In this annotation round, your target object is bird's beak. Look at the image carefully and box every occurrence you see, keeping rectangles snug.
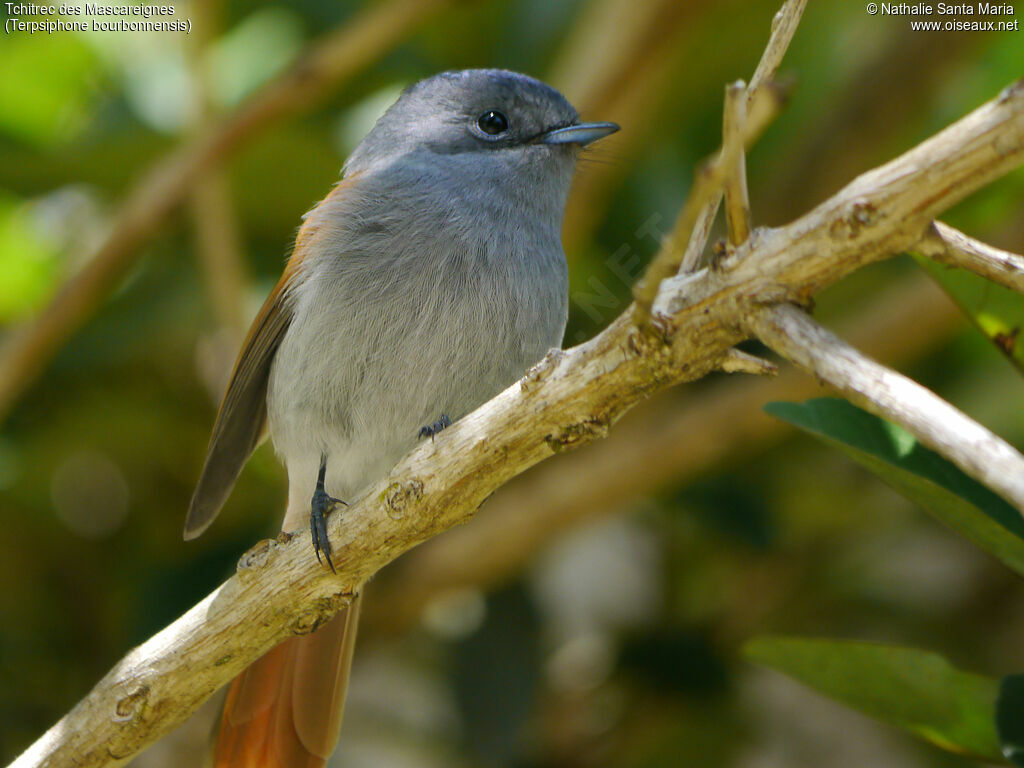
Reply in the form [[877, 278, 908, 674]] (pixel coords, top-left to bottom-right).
[[538, 121, 619, 146]]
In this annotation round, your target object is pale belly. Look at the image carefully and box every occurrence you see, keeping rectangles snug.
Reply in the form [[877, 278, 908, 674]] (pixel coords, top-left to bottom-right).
[[266, 262, 564, 529]]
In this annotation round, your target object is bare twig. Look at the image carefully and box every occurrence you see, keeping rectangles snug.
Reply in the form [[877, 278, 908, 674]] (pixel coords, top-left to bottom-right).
[[632, 84, 783, 323], [677, 191, 721, 273], [748, 0, 808, 96], [722, 81, 752, 246], [718, 347, 776, 375], [0, 0, 458, 427], [916, 220, 1024, 293], [676, 0, 807, 273], [749, 303, 1024, 510], [11, 77, 1024, 768]]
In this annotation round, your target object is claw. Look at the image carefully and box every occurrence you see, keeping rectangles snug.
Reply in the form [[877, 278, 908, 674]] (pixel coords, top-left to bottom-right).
[[311, 455, 346, 573], [417, 413, 452, 443]]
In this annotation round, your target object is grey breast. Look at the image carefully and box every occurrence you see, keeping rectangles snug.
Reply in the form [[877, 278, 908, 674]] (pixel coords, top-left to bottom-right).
[[266, 151, 569, 473]]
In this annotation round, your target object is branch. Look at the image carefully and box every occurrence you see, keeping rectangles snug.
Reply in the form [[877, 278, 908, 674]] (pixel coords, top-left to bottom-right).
[[0, 0, 459, 427], [722, 81, 752, 246], [632, 83, 784, 322], [916, 220, 1024, 293], [717, 347, 775, 375], [749, 303, 1024, 510], [12, 76, 1024, 768], [656, 80, 1024, 318], [677, 187, 721, 274], [676, 0, 806, 274], [748, 0, 807, 95], [362, 273, 962, 640]]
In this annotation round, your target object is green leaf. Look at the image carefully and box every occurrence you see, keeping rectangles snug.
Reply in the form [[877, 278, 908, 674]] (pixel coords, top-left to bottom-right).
[[998, 674, 1024, 766], [913, 253, 1024, 374], [765, 398, 1024, 576], [744, 636, 1002, 761]]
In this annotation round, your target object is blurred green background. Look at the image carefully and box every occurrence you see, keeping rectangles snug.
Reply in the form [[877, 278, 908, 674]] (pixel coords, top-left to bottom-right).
[[1, 0, 1023, 766]]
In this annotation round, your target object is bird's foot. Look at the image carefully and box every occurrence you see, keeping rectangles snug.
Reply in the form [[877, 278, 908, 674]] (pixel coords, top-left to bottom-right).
[[311, 455, 346, 573], [417, 414, 452, 443]]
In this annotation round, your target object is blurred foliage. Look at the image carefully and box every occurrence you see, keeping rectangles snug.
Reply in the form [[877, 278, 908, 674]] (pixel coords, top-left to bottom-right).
[[766, 399, 1024, 576], [744, 637, 1002, 761], [0, 194, 60, 321], [1, 1, 1023, 767], [999, 674, 1024, 766]]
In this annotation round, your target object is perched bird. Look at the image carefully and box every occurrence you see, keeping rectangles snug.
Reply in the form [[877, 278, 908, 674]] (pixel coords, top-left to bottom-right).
[[184, 68, 618, 767]]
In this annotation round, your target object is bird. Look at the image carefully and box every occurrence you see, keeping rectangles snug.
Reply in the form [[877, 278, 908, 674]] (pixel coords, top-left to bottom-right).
[[183, 68, 619, 768]]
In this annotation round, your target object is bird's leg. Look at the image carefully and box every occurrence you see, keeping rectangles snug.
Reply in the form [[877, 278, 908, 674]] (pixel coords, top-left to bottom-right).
[[311, 454, 346, 573], [417, 413, 452, 442]]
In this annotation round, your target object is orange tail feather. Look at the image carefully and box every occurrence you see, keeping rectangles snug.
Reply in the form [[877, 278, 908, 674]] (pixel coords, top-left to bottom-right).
[[213, 596, 362, 768]]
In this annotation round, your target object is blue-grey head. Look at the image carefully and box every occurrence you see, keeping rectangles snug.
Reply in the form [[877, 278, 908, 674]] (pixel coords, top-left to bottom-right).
[[343, 69, 618, 194]]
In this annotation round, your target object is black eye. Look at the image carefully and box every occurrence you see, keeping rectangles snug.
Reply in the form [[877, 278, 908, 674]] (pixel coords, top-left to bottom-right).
[[477, 110, 509, 136]]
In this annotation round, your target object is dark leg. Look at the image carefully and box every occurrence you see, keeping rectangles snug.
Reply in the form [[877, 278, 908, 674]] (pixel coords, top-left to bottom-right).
[[417, 413, 452, 442], [311, 454, 346, 573]]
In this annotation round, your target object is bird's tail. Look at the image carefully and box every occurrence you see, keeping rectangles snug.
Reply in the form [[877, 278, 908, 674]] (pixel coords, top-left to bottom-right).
[[212, 594, 362, 768]]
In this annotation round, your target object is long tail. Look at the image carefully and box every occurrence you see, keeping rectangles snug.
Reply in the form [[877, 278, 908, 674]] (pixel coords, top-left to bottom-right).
[[212, 594, 362, 768]]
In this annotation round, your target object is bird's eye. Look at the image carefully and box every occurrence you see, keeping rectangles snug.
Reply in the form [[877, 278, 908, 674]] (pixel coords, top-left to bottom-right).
[[477, 110, 509, 136]]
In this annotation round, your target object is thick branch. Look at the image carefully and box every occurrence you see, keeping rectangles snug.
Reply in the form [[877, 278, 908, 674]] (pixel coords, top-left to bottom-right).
[[363, 273, 961, 639], [749, 303, 1024, 510], [11, 77, 1024, 768], [916, 220, 1024, 293], [657, 80, 1024, 320]]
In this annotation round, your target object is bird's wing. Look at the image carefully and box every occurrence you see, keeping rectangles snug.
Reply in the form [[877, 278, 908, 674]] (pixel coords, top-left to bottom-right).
[[184, 174, 363, 540], [183, 264, 296, 540]]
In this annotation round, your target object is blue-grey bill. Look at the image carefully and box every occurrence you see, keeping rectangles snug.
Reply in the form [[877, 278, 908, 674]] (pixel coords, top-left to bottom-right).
[[539, 121, 620, 146]]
